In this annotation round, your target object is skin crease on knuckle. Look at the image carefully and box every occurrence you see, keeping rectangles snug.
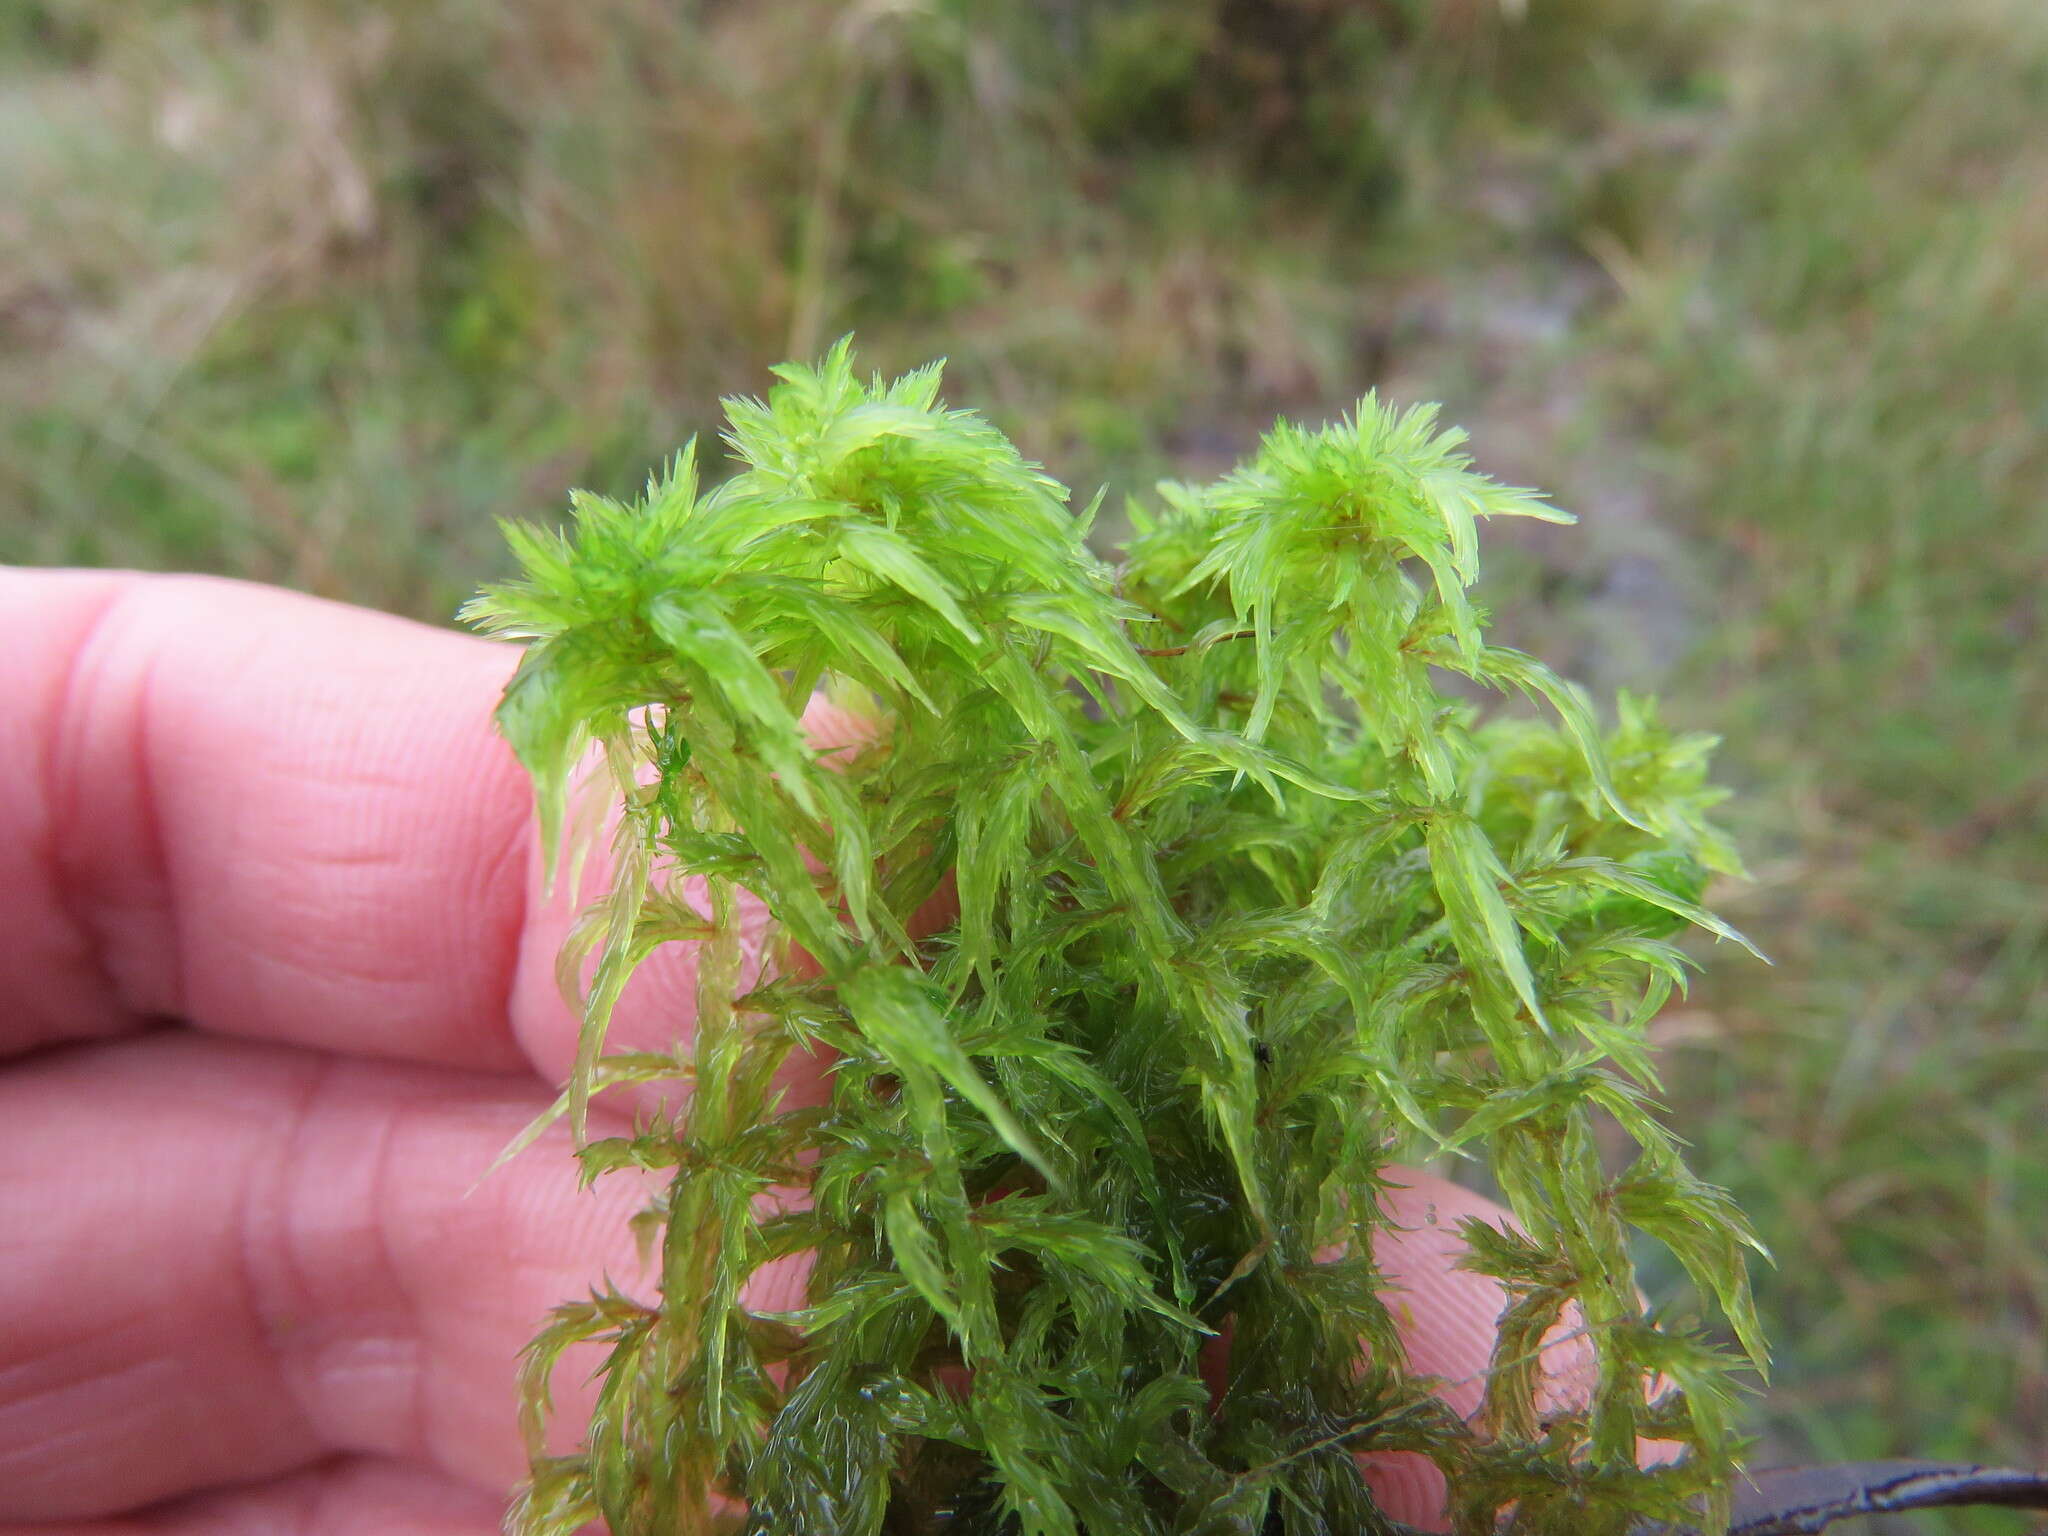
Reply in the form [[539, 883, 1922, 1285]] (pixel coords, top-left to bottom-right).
[[0, 569, 1648, 1534], [0, 1032, 667, 1523]]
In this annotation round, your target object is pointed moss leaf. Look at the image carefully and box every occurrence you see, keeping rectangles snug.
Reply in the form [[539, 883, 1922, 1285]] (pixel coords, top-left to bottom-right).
[[1461, 644, 1648, 831], [506, 1456, 600, 1536], [975, 1199, 1204, 1333], [645, 590, 821, 816], [840, 965, 1055, 1189], [971, 1374, 1090, 1536], [1554, 858, 1766, 960], [1425, 464, 1574, 530], [996, 590, 1188, 723], [955, 749, 1047, 987], [834, 521, 980, 642], [516, 1291, 654, 1455], [1398, 533, 1483, 664], [1614, 1155, 1773, 1372], [883, 1188, 966, 1340], [474, 1052, 692, 1190], [756, 579, 935, 712], [815, 401, 946, 465], [1481, 1279, 1573, 1441], [1427, 812, 1551, 1040], [493, 638, 593, 891], [565, 807, 654, 1142]]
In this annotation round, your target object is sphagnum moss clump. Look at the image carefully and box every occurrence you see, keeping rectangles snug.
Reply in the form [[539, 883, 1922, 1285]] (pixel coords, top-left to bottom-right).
[[464, 344, 1765, 1536]]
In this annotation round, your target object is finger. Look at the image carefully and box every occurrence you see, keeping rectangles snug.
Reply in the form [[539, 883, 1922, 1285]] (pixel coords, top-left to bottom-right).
[[2, 568, 534, 1066], [0, 568, 867, 1100], [0, 1456, 508, 1536], [0, 1030, 704, 1521], [1361, 1170, 1681, 1530]]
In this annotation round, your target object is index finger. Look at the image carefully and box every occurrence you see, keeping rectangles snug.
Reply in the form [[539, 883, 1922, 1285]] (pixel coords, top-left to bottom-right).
[[3, 567, 540, 1070]]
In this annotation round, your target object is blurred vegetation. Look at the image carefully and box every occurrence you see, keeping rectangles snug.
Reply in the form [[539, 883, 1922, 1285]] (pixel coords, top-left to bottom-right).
[[2, 1, 2042, 1529]]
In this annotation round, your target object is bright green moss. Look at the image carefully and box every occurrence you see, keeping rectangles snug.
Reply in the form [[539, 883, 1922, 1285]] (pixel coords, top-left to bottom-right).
[[464, 343, 1764, 1536]]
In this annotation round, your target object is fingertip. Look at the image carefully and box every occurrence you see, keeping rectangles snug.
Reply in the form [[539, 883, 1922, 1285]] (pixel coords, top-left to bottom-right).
[[1373, 1171, 1523, 1420], [1, 568, 540, 1069]]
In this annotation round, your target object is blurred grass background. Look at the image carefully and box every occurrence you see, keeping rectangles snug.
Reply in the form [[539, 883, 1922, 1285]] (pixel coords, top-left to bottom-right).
[[3, 1, 2043, 1527]]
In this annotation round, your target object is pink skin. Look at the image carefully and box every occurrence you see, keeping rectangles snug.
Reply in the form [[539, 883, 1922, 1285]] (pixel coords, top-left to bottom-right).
[[0, 569, 1646, 1535]]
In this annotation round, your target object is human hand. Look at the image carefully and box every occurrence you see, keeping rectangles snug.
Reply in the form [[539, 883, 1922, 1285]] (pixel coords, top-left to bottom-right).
[[0, 568, 1603, 1534]]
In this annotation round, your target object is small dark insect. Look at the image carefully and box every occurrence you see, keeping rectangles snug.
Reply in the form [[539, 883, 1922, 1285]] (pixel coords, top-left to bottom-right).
[[1252, 1038, 1273, 1067]]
